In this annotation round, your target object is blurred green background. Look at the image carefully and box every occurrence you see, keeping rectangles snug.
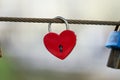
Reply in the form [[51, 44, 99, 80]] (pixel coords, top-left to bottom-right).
[[0, 0, 120, 80]]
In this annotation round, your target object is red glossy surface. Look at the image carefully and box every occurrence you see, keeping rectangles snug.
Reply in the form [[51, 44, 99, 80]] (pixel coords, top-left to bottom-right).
[[44, 30, 76, 60]]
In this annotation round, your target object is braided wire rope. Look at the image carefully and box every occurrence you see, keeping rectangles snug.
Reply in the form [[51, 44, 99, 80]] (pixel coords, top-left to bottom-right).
[[0, 17, 119, 25]]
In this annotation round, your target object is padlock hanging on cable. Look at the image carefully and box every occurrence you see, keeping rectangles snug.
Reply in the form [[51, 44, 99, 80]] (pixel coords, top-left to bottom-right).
[[105, 25, 120, 69], [43, 16, 76, 60]]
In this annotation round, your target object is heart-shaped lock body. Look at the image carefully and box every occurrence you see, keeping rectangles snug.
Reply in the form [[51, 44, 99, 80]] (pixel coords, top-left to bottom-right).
[[44, 30, 76, 60], [105, 31, 120, 48]]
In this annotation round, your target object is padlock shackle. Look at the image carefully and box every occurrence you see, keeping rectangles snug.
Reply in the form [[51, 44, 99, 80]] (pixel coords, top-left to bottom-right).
[[114, 25, 120, 31], [48, 16, 69, 32]]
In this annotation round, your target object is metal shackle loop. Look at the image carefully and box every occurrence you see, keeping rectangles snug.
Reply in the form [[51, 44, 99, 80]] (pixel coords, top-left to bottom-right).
[[48, 16, 69, 32], [114, 25, 120, 31]]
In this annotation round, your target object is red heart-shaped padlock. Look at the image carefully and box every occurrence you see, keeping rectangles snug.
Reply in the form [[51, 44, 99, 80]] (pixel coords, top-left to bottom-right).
[[44, 30, 76, 60]]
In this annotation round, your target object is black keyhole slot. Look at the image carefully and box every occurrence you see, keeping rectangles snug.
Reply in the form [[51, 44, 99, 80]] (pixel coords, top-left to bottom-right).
[[59, 44, 63, 53]]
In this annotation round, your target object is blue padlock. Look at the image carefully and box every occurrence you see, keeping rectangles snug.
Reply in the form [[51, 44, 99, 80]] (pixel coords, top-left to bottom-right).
[[105, 31, 120, 48]]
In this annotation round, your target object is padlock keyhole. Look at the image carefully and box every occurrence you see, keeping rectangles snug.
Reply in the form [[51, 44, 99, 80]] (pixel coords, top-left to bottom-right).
[[59, 44, 63, 53]]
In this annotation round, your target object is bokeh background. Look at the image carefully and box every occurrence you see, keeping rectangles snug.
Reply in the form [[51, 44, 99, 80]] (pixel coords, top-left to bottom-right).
[[0, 0, 120, 80]]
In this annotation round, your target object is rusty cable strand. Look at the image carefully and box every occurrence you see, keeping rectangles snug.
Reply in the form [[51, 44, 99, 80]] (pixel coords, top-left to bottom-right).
[[0, 17, 119, 25]]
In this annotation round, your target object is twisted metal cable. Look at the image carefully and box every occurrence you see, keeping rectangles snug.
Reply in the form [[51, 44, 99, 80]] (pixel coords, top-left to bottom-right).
[[0, 17, 119, 25]]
